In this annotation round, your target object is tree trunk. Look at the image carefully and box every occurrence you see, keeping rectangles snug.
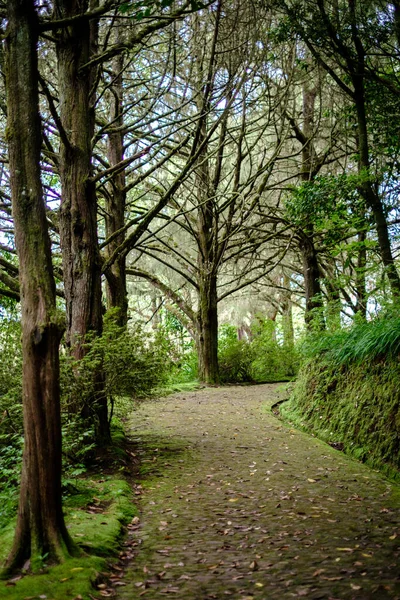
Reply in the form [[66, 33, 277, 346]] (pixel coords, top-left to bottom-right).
[[4, 0, 76, 573], [355, 229, 367, 319], [300, 234, 325, 330], [104, 44, 128, 327], [55, 0, 110, 442], [353, 75, 400, 297], [196, 114, 219, 383], [281, 275, 294, 346], [197, 272, 219, 384], [299, 75, 325, 330]]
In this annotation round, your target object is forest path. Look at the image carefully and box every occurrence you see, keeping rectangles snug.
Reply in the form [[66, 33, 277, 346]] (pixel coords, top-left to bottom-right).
[[112, 384, 400, 600]]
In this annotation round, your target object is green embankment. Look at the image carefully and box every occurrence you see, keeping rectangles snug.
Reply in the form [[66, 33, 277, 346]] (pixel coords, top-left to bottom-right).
[[280, 334, 400, 481], [0, 475, 136, 599]]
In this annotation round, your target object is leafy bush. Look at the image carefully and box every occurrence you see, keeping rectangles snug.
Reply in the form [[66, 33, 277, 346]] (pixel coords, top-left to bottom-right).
[[217, 320, 299, 384], [250, 318, 298, 381], [218, 325, 254, 383], [61, 314, 171, 403], [168, 348, 198, 383]]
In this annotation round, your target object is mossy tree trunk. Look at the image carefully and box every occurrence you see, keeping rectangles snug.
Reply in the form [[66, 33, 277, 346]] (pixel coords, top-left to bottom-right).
[[299, 78, 325, 330], [355, 229, 367, 318], [4, 0, 76, 573], [104, 49, 128, 327], [197, 270, 219, 384], [55, 0, 110, 442]]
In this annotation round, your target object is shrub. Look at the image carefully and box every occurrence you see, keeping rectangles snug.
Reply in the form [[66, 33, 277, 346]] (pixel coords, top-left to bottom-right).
[[218, 324, 254, 383], [250, 318, 299, 381]]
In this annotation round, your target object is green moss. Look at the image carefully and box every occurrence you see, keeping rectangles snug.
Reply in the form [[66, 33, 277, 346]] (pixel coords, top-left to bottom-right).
[[0, 556, 105, 600], [0, 476, 136, 599], [280, 356, 400, 482], [67, 478, 136, 556], [157, 380, 205, 395]]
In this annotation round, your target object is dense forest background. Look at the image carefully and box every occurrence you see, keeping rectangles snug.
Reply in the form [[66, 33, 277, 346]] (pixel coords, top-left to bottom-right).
[[1, 0, 400, 578]]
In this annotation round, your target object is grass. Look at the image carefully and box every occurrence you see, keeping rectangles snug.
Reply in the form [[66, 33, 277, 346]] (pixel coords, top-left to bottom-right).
[[0, 477, 136, 599], [156, 380, 205, 395], [301, 314, 400, 366], [0, 416, 138, 600], [279, 317, 400, 482]]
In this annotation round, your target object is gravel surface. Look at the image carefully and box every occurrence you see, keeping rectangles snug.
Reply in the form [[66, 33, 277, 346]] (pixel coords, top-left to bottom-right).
[[111, 384, 400, 600]]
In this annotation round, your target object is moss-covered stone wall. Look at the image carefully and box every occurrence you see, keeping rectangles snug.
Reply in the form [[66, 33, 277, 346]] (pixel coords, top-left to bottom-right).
[[280, 357, 400, 481]]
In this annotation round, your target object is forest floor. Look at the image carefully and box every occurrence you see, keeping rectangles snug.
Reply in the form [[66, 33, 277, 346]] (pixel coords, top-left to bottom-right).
[[106, 383, 400, 600]]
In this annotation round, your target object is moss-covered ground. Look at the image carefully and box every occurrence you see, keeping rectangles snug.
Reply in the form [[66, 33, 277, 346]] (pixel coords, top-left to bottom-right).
[[105, 384, 400, 599], [280, 358, 400, 481], [0, 472, 136, 599]]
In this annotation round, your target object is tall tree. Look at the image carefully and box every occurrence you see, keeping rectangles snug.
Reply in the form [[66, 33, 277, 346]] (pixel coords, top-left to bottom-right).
[[54, 0, 110, 441], [128, 1, 292, 381], [3, 0, 75, 573], [277, 0, 400, 297]]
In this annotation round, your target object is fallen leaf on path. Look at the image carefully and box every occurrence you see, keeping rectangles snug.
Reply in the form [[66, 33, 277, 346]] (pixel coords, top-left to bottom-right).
[[312, 569, 325, 576]]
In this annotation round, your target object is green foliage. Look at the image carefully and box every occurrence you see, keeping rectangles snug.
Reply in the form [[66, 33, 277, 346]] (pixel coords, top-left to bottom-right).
[[286, 173, 361, 240], [169, 348, 198, 383], [282, 315, 400, 479], [218, 325, 254, 383], [158, 309, 198, 383], [287, 173, 357, 222], [249, 318, 299, 381], [301, 313, 400, 367], [217, 320, 299, 384], [62, 313, 171, 406]]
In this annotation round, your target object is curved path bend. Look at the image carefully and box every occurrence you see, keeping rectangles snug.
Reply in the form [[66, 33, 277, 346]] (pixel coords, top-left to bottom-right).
[[113, 384, 400, 600]]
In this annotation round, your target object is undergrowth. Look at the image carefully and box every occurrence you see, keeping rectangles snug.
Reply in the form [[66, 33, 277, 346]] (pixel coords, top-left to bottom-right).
[[301, 313, 400, 366], [218, 321, 298, 384], [280, 315, 400, 481], [0, 433, 137, 599]]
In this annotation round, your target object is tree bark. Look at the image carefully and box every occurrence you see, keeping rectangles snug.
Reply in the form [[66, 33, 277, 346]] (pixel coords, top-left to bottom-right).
[[355, 229, 367, 318], [353, 77, 400, 297], [281, 274, 294, 346], [4, 0, 76, 573], [196, 112, 220, 383], [104, 49, 128, 327], [299, 78, 325, 330], [55, 0, 110, 442], [299, 233, 325, 329], [197, 271, 219, 384]]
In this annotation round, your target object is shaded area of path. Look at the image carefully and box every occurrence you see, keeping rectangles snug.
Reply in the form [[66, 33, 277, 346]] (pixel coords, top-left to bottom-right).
[[114, 384, 400, 600]]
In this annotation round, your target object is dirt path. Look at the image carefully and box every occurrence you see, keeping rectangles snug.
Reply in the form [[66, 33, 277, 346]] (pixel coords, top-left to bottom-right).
[[113, 384, 400, 600]]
